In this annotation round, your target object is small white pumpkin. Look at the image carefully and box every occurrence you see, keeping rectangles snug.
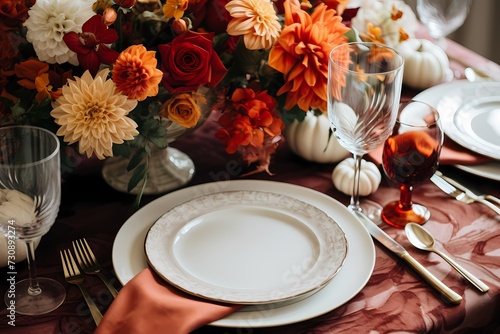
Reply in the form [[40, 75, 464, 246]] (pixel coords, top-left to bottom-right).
[[0, 189, 41, 267], [397, 38, 449, 90], [285, 111, 350, 163], [332, 158, 381, 196]]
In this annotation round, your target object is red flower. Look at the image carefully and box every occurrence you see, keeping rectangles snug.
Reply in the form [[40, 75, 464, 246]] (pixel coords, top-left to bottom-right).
[[63, 15, 120, 76], [0, 0, 34, 32], [158, 30, 227, 93]]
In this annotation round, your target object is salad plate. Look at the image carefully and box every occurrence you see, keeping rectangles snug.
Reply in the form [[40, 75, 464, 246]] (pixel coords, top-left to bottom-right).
[[145, 190, 348, 304]]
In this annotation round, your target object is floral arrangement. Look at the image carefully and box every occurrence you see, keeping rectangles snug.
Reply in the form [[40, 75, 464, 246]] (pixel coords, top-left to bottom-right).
[[0, 0, 417, 203]]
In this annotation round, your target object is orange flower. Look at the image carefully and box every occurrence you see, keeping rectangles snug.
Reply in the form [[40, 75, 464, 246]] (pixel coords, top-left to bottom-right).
[[268, 0, 349, 112], [163, 0, 189, 19], [360, 22, 385, 44], [112, 45, 163, 101], [160, 92, 204, 128]]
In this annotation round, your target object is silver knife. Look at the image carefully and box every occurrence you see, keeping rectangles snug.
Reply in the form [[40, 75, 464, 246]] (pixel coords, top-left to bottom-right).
[[351, 210, 463, 305], [434, 171, 500, 216]]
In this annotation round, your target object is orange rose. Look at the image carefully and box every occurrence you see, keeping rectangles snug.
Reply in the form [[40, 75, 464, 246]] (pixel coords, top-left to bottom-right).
[[160, 93, 205, 128]]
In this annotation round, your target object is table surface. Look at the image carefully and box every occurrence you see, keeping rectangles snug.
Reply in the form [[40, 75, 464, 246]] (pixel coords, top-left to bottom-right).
[[1, 39, 500, 334]]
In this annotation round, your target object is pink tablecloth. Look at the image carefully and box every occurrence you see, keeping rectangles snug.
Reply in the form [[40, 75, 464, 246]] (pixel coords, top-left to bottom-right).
[[1, 40, 499, 333]]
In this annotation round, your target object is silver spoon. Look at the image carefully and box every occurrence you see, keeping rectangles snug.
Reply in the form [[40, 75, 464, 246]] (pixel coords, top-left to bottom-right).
[[405, 223, 489, 293]]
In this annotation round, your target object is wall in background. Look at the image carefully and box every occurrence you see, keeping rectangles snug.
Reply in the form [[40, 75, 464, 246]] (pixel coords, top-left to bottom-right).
[[449, 0, 500, 64], [405, 0, 500, 64]]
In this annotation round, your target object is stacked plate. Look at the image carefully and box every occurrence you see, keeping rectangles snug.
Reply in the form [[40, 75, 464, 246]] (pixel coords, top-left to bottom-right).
[[112, 180, 376, 327], [414, 80, 500, 181]]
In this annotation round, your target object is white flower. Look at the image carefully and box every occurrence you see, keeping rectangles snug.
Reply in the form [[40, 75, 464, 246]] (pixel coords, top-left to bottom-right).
[[23, 0, 95, 65], [351, 0, 418, 47]]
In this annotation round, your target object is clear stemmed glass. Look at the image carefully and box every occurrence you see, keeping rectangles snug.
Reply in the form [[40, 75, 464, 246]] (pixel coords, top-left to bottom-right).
[[0, 125, 65, 315], [328, 42, 404, 214], [416, 0, 472, 51], [381, 101, 444, 228]]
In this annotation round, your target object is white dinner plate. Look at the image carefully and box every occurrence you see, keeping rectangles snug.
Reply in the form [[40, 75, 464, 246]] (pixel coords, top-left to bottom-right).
[[113, 180, 375, 328], [145, 190, 348, 304], [413, 80, 500, 181]]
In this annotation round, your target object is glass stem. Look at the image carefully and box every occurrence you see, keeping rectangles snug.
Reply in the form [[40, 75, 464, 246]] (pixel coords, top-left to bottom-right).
[[25, 239, 41, 296], [349, 154, 363, 212], [399, 184, 414, 211]]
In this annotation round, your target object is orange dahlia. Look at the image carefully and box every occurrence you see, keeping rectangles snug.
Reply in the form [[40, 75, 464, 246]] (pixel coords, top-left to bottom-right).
[[112, 45, 163, 101], [268, 0, 350, 112]]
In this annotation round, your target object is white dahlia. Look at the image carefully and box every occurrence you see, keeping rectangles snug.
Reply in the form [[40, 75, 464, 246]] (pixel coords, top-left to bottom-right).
[[51, 69, 139, 159], [23, 0, 95, 65]]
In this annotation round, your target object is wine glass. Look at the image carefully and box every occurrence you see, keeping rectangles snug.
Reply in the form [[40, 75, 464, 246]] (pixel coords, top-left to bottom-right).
[[328, 42, 404, 214], [0, 125, 65, 315], [381, 101, 444, 229], [416, 0, 472, 51]]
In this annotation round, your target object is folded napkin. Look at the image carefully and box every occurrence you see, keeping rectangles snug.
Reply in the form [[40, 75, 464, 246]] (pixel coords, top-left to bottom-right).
[[95, 268, 242, 334], [368, 137, 492, 166]]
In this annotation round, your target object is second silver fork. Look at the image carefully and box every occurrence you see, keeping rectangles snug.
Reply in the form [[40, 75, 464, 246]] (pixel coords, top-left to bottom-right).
[[73, 238, 119, 298], [431, 173, 500, 215]]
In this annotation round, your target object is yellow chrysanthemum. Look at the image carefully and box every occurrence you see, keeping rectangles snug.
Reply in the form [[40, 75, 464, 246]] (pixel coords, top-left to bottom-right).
[[51, 69, 139, 160], [225, 0, 281, 50]]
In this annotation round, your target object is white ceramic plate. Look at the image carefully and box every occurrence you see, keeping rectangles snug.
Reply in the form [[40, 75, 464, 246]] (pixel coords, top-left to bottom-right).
[[113, 180, 375, 328], [145, 190, 348, 304], [413, 80, 500, 181]]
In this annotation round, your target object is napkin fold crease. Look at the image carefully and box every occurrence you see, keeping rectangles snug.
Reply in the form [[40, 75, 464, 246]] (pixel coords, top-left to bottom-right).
[[95, 268, 242, 334]]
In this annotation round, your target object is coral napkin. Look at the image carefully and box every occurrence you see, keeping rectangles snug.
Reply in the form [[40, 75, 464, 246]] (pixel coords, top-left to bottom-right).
[[368, 137, 492, 166], [95, 268, 242, 334]]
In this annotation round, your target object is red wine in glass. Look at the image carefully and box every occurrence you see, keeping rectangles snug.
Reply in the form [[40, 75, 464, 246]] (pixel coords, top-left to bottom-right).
[[381, 101, 443, 228]]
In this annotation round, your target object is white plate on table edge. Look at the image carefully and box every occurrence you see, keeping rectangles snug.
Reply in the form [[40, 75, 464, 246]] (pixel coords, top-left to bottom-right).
[[145, 190, 348, 305], [113, 180, 375, 328], [413, 80, 500, 181]]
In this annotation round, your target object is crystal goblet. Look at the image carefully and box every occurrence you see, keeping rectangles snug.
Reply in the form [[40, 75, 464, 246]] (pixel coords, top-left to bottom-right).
[[0, 125, 65, 315], [328, 42, 404, 214], [381, 101, 444, 228]]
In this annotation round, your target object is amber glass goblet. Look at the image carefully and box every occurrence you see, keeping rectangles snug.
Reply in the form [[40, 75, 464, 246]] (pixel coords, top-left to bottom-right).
[[381, 101, 444, 228]]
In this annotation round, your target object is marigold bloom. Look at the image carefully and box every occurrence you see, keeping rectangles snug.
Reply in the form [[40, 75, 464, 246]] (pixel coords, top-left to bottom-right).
[[51, 69, 139, 159], [268, 0, 349, 112], [225, 0, 281, 50], [163, 0, 189, 19], [112, 45, 163, 101]]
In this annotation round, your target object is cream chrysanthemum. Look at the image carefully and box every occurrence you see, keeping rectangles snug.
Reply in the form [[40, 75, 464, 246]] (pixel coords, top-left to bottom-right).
[[51, 69, 139, 159], [225, 0, 281, 50], [24, 0, 95, 65]]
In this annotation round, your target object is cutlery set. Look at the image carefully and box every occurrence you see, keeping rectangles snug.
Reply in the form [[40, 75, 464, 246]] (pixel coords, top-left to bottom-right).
[[60, 238, 120, 325], [353, 171, 496, 304]]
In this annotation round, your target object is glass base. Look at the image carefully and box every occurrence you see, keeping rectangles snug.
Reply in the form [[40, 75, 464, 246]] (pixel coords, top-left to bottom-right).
[[381, 201, 430, 229], [5, 277, 66, 315]]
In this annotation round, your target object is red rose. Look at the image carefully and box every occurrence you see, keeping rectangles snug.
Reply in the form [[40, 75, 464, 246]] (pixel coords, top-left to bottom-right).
[[0, 0, 34, 31], [158, 31, 227, 93]]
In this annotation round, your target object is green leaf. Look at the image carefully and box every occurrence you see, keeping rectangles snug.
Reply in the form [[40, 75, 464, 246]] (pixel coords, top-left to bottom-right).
[[127, 148, 147, 171], [113, 142, 131, 158], [127, 162, 148, 192]]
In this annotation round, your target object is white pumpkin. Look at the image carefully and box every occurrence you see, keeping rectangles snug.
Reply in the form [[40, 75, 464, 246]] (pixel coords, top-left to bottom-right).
[[0, 189, 41, 267], [332, 158, 381, 196], [397, 38, 449, 90], [285, 111, 350, 163]]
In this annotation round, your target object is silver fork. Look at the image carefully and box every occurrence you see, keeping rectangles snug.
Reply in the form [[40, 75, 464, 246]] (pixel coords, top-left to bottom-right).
[[431, 174, 500, 215], [72, 238, 119, 298], [60, 249, 103, 326]]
